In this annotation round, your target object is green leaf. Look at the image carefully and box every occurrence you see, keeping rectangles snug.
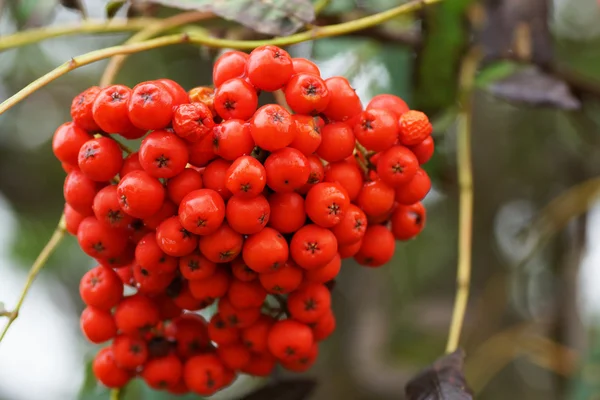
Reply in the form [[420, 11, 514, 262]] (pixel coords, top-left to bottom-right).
[[106, 0, 127, 19], [147, 0, 315, 35], [475, 61, 522, 88]]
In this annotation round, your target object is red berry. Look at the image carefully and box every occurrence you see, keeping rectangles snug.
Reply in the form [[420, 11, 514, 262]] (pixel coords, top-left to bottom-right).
[[304, 252, 341, 283], [80, 265, 123, 310], [139, 130, 189, 179], [290, 224, 338, 270], [208, 313, 240, 345], [249, 104, 295, 152], [80, 307, 117, 343], [93, 347, 132, 388], [354, 225, 395, 267], [324, 160, 364, 201], [395, 168, 431, 204], [128, 81, 174, 130], [112, 334, 148, 369], [92, 84, 138, 134], [168, 314, 210, 358], [357, 179, 395, 218], [242, 227, 289, 273], [218, 297, 261, 329], [226, 195, 270, 235], [213, 50, 249, 87], [198, 222, 243, 263], [231, 257, 258, 282], [212, 119, 255, 161], [366, 94, 409, 118], [155, 293, 182, 320], [267, 192, 306, 234], [354, 109, 398, 151], [258, 260, 304, 294], [156, 78, 189, 106], [135, 232, 178, 274], [189, 268, 231, 303], [311, 309, 336, 340], [120, 151, 143, 177], [71, 86, 101, 131], [156, 216, 198, 257], [53, 122, 91, 165], [77, 137, 123, 182], [391, 202, 426, 240], [64, 203, 86, 235], [142, 199, 177, 229], [284, 73, 330, 114], [246, 45, 293, 91], [64, 169, 100, 215], [179, 251, 217, 281], [142, 354, 183, 390], [330, 204, 367, 245], [267, 319, 313, 362], [398, 110, 432, 146], [241, 315, 274, 353], [409, 136, 434, 164], [173, 102, 215, 142], [264, 147, 310, 193], [93, 185, 134, 230], [173, 281, 206, 311], [187, 134, 216, 167], [214, 78, 258, 120], [281, 342, 318, 372], [117, 170, 165, 218], [178, 189, 225, 235], [241, 352, 276, 376], [316, 122, 355, 162], [338, 240, 362, 259], [184, 354, 226, 396], [305, 182, 350, 228], [167, 168, 203, 205], [228, 279, 267, 309], [114, 294, 160, 336], [322, 77, 362, 122], [77, 216, 128, 258], [376, 145, 419, 187], [290, 115, 322, 156], [217, 343, 251, 370], [298, 155, 325, 194], [287, 283, 331, 323], [291, 58, 320, 76], [225, 155, 266, 198]]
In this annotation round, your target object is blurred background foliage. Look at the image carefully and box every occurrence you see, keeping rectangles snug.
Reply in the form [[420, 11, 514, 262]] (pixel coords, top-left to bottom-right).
[[2, 0, 600, 399]]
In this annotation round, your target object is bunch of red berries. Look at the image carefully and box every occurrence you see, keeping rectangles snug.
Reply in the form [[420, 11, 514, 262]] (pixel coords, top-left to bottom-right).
[[52, 45, 433, 395]]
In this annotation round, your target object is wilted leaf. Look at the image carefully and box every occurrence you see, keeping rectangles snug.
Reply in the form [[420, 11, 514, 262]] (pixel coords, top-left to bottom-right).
[[59, 0, 86, 16], [146, 0, 315, 35], [241, 379, 317, 400], [488, 66, 581, 110], [106, 0, 127, 19], [405, 350, 473, 400]]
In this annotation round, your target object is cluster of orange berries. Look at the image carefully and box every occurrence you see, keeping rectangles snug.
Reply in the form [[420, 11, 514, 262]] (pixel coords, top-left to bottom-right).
[[52, 45, 433, 395]]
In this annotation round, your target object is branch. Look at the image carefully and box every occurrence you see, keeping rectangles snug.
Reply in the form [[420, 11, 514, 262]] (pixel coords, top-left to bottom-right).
[[100, 11, 213, 87], [445, 47, 481, 354], [0, 0, 443, 117], [0, 213, 67, 344], [0, 18, 161, 51]]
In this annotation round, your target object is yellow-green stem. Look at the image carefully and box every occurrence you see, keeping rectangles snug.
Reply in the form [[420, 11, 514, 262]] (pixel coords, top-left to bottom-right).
[[0, 214, 67, 344], [0, 0, 442, 117], [99, 11, 213, 87]]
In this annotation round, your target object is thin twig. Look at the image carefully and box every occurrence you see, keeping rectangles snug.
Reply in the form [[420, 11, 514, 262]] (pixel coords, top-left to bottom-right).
[[0, 18, 161, 51], [445, 47, 481, 354], [0, 214, 67, 344], [100, 11, 213, 87], [0, 0, 443, 117], [110, 388, 120, 400]]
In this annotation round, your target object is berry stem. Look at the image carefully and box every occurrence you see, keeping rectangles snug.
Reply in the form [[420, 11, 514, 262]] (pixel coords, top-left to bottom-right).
[[99, 11, 213, 87], [273, 90, 292, 113], [98, 133, 134, 154], [0, 0, 442, 117], [445, 47, 481, 354], [110, 388, 121, 400], [0, 213, 67, 344]]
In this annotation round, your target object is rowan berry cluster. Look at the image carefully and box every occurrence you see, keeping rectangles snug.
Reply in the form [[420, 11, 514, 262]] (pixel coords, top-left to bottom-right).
[[52, 45, 433, 395]]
